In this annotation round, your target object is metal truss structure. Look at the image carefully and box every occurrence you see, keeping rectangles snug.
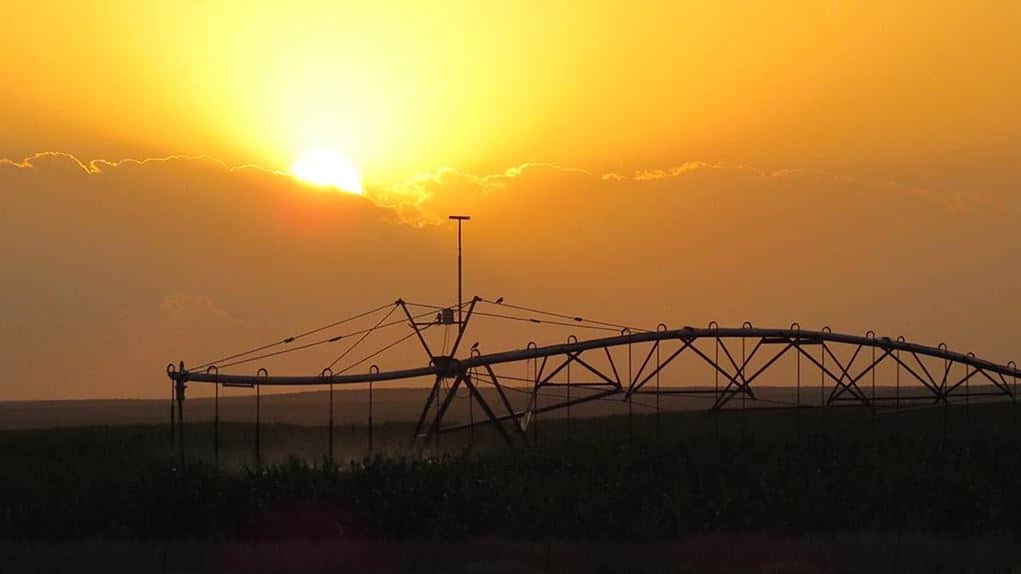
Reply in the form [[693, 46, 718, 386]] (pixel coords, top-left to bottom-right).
[[166, 297, 1021, 457]]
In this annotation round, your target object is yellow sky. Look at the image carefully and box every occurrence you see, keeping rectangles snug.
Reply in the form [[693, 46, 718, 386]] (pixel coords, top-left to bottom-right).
[[1, 1, 1020, 399], [3, 1, 1017, 184]]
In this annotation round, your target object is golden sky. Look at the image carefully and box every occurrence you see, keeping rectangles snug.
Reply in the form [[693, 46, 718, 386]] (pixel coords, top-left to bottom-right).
[[4, 2, 1017, 180], [1, 1, 1019, 399]]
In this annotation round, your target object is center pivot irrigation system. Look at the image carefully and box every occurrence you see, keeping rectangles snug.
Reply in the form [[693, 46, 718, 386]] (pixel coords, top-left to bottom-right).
[[165, 215, 1021, 463], [165, 296, 1021, 461]]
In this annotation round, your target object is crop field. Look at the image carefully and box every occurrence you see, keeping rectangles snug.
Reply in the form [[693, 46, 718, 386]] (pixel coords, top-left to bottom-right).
[[3, 403, 1021, 572]]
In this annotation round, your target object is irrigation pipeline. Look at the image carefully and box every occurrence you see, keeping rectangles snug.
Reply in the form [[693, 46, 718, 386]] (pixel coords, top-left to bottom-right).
[[165, 296, 1021, 451], [176, 325, 1021, 387]]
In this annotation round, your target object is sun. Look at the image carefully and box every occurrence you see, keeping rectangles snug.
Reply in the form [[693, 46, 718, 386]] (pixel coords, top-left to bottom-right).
[[291, 149, 363, 195]]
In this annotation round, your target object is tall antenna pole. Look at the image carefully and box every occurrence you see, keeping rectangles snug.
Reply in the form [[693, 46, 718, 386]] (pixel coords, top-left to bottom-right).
[[449, 215, 470, 334]]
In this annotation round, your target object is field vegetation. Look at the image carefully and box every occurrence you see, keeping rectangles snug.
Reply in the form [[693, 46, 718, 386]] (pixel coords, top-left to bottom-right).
[[3, 402, 1021, 547]]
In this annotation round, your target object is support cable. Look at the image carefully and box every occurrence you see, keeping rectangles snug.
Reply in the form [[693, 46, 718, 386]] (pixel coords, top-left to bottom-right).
[[190, 302, 395, 371], [479, 298, 651, 333], [335, 326, 431, 375], [473, 311, 621, 332], [208, 307, 434, 370], [403, 299, 474, 312], [324, 304, 399, 371]]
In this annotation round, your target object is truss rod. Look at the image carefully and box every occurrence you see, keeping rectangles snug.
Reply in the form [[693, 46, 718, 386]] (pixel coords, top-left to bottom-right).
[[175, 327, 1021, 386]]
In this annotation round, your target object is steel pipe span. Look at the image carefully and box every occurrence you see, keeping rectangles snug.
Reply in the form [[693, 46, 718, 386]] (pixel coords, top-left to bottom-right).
[[165, 323, 1021, 454], [172, 327, 1021, 386]]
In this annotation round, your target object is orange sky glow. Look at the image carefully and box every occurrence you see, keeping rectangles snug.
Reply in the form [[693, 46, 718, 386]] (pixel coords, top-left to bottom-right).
[[1, 1, 1019, 399]]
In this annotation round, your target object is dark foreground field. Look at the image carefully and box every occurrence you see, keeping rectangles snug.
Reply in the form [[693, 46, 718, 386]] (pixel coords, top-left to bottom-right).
[[5, 534, 1020, 573], [3, 403, 1021, 572]]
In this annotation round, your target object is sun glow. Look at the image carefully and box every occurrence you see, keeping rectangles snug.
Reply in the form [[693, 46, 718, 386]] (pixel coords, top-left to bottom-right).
[[291, 150, 363, 194]]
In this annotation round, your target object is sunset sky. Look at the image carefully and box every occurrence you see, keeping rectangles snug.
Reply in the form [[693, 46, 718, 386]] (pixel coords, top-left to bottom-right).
[[2, 1, 1019, 399]]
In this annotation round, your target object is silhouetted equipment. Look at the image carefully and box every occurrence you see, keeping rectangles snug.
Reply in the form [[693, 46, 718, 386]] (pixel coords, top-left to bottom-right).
[[437, 308, 455, 324], [165, 295, 1021, 464], [449, 215, 470, 333]]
